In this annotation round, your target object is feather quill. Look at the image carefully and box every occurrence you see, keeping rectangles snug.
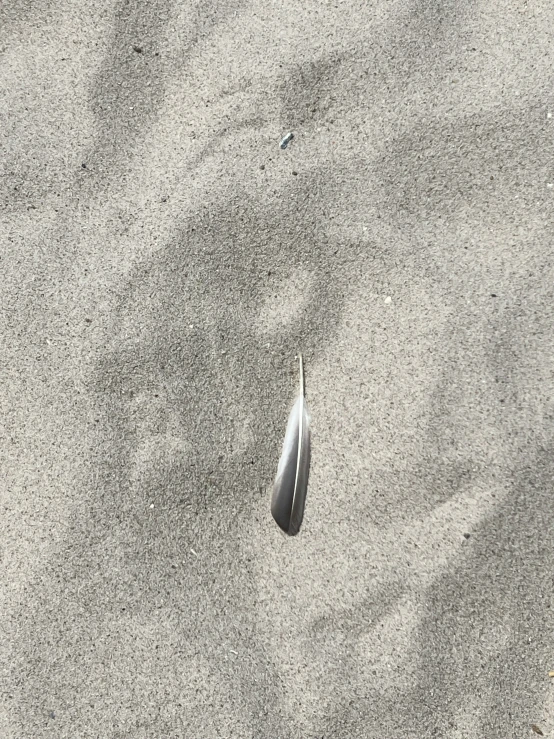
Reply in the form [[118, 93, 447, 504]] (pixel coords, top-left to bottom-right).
[[271, 354, 311, 536]]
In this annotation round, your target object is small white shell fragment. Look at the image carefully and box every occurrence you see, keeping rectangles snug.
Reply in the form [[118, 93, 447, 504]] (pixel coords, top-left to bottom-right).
[[384, 296, 392, 304]]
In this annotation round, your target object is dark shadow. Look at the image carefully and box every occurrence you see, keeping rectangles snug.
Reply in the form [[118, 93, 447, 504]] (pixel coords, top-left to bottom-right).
[[308, 215, 554, 736], [86, 0, 244, 179], [7, 166, 363, 735], [371, 104, 550, 224]]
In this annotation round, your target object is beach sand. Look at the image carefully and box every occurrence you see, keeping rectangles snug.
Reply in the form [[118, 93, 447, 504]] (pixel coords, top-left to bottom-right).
[[2, 0, 554, 736]]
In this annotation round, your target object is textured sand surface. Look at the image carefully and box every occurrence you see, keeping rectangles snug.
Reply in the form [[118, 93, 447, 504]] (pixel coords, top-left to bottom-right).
[[2, 1, 554, 737]]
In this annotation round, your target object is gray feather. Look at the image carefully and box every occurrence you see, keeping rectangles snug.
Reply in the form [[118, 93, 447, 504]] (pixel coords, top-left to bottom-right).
[[271, 354, 311, 536]]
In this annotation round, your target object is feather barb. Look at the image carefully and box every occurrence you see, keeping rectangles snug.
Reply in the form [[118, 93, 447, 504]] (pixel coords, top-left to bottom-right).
[[271, 354, 311, 536]]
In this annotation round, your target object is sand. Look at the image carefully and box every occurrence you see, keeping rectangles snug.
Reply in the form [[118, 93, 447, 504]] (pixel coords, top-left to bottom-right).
[[2, 0, 554, 737]]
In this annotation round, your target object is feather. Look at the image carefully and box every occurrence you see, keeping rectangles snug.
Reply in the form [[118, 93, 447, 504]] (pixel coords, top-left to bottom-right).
[[271, 354, 311, 536]]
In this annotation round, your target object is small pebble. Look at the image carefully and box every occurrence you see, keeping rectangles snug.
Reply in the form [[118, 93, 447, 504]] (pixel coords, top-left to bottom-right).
[[384, 296, 392, 304], [133, 45, 143, 53], [292, 171, 298, 176], [463, 532, 471, 539], [279, 132, 294, 149]]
